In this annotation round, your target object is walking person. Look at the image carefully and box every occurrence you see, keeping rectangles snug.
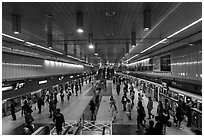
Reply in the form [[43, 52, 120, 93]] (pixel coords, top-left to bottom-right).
[[109, 96, 118, 123], [79, 82, 82, 94], [10, 99, 17, 121], [154, 116, 163, 135], [89, 100, 96, 121], [147, 97, 154, 119], [53, 108, 65, 135]]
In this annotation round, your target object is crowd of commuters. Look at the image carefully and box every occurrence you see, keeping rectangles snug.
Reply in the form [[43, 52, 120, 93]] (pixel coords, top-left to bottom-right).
[[112, 74, 196, 134], [9, 76, 92, 134]]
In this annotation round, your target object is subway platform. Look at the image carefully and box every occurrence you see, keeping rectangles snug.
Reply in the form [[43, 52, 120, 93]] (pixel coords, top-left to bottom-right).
[[2, 80, 196, 135]]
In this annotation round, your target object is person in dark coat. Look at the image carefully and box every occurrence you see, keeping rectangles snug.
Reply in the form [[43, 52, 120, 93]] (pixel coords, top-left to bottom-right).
[[154, 116, 163, 135], [10, 99, 16, 120], [75, 82, 79, 96], [24, 111, 34, 133], [176, 104, 185, 128], [186, 100, 193, 127], [71, 82, 74, 93], [137, 101, 146, 131], [89, 100, 96, 121], [53, 108, 65, 135], [145, 120, 155, 135], [121, 94, 127, 111], [116, 83, 120, 95], [37, 96, 43, 114], [49, 97, 55, 118]]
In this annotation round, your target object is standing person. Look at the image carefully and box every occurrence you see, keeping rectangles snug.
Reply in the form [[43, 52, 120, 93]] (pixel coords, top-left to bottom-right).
[[79, 82, 82, 94], [157, 101, 164, 118], [71, 82, 74, 94], [147, 97, 154, 119], [89, 100, 96, 121], [176, 103, 185, 129], [109, 96, 118, 123], [186, 100, 192, 127], [49, 97, 55, 118], [95, 91, 100, 108], [121, 94, 127, 111], [138, 93, 143, 103], [164, 99, 171, 115], [21, 96, 27, 116], [37, 96, 42, 114], [116, 83, 120, 95], [137, 101, 146, 131], [27, 97, 33, 112], [75, 81, 79, 96], [126, 99, 133, 120], [33, 94, 38, 110], [54, 90, 58, 106], [10, 99, 17, 121], [66, 88, 71, 102], [53, 108, 65, 135], [130, 90, 135, 105], [60, 91, 64, 103]]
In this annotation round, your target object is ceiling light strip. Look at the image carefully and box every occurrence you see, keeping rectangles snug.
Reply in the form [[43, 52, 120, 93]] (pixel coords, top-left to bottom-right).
[[2, 33, 24, 42], [126, 18, 202, 62]]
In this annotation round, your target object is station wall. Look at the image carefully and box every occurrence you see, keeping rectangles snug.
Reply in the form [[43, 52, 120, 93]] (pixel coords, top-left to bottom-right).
[[126, 42, 202, 81], [2, 53, 86, 80]]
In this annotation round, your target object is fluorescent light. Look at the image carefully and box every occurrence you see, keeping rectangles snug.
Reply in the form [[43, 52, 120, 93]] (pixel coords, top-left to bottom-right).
[[2, 33, 24, 42], [39, 80, 47, 84], [144, 28, 150, 31], [126, 54, 138, 62], [141, 38, 167, 53], [126, 18, 202, 62], [2, 86, 13, 92], [167, 18, 202, 39], [94, 53, 98, 56], [70, 76, 74, 78], [14, 31, 20, 34], [89, 44, 94, 49], [77, 28, 83, 33]]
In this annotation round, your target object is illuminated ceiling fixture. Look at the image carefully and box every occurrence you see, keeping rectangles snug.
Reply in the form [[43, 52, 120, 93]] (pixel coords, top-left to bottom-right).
[[2, 86, 13, 92], [141, 18, 202, 54], [131, 31, 136, 47], [76, 11, 84, 33], [2, 33, 24, 42], [39, 80, 47, 85], [143, 10, 151, 31], [12, 14, 21, 34], [89, 33, 94, 49]]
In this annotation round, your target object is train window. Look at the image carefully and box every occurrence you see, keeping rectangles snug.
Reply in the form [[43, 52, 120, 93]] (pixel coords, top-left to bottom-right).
[[168, 91, 172, 97]]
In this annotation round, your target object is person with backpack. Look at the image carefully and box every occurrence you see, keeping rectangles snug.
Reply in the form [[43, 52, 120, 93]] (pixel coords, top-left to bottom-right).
[[10, 99, 17, 121], [37, 96, 43, 114], [24, 111, 34, 133]]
